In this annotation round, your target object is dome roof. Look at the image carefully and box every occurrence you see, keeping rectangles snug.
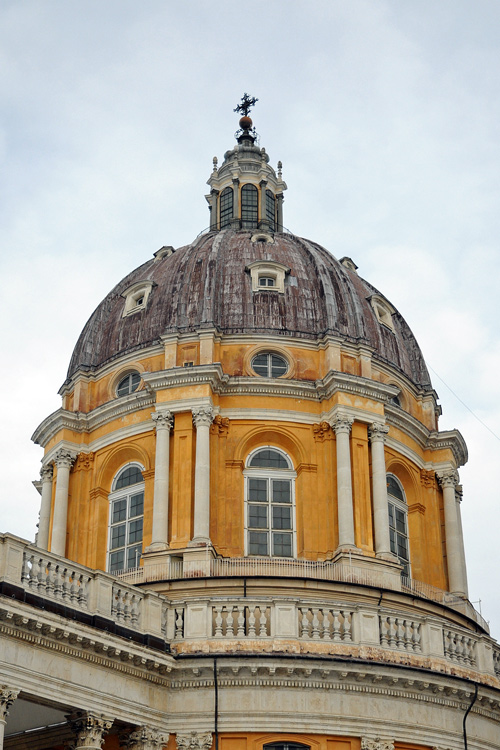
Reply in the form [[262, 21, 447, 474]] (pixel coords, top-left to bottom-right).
[[67, 229, 431, 389]]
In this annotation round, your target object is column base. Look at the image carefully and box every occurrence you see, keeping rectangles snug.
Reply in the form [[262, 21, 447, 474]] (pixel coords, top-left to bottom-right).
[[332, 548, 403, 590], [144, 541, 170, 553], [187, 537, 212, 547], [375, 550, 399, 563]]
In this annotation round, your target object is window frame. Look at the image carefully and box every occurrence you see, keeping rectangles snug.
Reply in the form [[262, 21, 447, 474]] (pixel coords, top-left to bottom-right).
[[219, 186, 233, 229], [251, 351, 289, 379], [116, 371, 141, 398], [387, 473, 411, 577], [244, 447, 297, 558], [241, 183, 258, 228], [107, 463, 145, 574]]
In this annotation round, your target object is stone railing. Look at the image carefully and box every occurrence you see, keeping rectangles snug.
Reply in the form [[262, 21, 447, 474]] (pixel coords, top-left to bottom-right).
[[493, 644, 500, 678], [0, 534, 166, 639], [119, 554, 489, 631]]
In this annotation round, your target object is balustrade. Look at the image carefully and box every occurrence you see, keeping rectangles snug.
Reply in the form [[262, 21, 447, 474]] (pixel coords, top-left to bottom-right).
[[379, 615, 421, 652], [212, 603, 270, 638], [22, 551, 91, 610], [299, 606, 353, 641], [111, 585, 141, 627], [443, 628, 477, 666]]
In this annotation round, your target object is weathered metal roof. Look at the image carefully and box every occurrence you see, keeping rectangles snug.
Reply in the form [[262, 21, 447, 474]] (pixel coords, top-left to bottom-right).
[[66, 230, 431, 388]]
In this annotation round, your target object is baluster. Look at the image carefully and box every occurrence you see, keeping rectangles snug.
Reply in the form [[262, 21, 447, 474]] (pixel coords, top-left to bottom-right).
[[61, 568, 71, 601], [53, 566, 63, 599], [78, 576, 88, 608], [469, 638, 477, 666], [224, 606, 233, 637], [45, 562, 55, 597], [248, 606, 256, 637], [311, 608, 320, 640], [214, 605, 223, 637], [237, 605, 245, 637], [388, 617, 397, 647], [21, 552, 31, 586], [454, 634, 463, 663], [175, 608, 184, 639], [379, 617, 388, 646], [70, 572, 79, 605], [396, 618, 405, 649], [299, 609, 310, 638], [29, 556, 40, 590], [130, 594, 140, 626], [319, 609, 329, 639], [413, 623, 421, 652], [404, 620, 413, 650], [122, 592, 131, 623], [343, 611, 352, 642], [332, 610, 342, 641], [259, 607, 268, 637]]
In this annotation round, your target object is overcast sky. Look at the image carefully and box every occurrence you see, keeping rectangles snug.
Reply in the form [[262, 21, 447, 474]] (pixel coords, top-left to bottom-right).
[[1, 0, 499, 637]]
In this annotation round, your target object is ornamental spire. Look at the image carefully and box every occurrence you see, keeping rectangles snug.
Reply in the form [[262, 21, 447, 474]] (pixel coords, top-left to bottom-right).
[[234, 92, 259, 144]]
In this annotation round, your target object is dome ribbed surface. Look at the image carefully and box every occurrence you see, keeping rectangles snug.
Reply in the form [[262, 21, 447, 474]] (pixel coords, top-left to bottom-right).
[[67, 230, 431, 388]]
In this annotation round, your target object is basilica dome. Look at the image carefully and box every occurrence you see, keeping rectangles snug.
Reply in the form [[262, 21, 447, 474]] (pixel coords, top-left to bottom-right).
[[67, 229, 430, 389]]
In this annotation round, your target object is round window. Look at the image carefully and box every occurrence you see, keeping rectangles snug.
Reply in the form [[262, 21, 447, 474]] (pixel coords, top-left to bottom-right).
[[251, 352, 288, 378], [116, 372, 141, 397]]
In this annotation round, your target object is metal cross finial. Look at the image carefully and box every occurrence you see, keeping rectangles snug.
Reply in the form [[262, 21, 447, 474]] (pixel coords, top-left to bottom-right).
[[234, 93, 258, 117]]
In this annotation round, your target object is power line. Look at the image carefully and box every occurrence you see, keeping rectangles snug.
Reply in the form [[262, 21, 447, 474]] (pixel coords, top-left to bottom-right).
[[426, 362, 500, 443]]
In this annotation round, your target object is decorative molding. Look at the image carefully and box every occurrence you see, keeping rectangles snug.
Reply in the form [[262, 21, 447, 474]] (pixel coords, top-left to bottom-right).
[[0, 686, 19, 721], [122, 726, 169, 750], [428, 430, 468, 468], [312, 421, 333, 442], [330, 415, 354, 435], [437, 470, 459, 489], [143, 365, 228, 394], [361, 739, 394, 750], [210, 415, 229, 436], [74, 452, 95, 472], [176, 731, 213, 750], [420, 469, 437, 489], [53, 449, 77, 471], [68, 711, 113, 749], [40, 465, 54, 482]]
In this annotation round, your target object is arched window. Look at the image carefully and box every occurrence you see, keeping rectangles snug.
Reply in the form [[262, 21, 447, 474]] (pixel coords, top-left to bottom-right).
[[108, 463, 145, 573], [387, 474, 410, 577], [241, 184, 258, 228], [245, 448, 296, 557], [265, 189, 276, 230], [220, 187, 233, 229]]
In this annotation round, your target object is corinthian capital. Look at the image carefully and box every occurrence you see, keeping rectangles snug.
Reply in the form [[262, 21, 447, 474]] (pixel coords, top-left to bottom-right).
[[437, 469, 459, 489], [152, 410, 174, 431], [361, 739, 394, 750], [0, 686, 19, 721], [123, 726, 169, 750], [176, 732, 213, 750], [330, 414, 354, 435], [192, 407, 215, 428], [368, 422, 389, 443], [40, 464, 54, 482], [53, 449, 77, 470], [68, 712, 113, 748]]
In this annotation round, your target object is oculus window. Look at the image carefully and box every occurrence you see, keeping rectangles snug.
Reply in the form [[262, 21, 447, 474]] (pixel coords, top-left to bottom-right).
[[117, 372, 141, 397], [245, 448, 296, 557], [251, 352, 288, 378], [108, 464, 144, 573], [387, 474, 410, 577]]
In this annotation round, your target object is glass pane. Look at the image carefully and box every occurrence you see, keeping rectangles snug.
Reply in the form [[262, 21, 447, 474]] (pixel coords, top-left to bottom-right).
[[115, 466, 143, 489], [272, 505, 291, 529], [249, 478, 267, 502], [252, 353, 269, 376], [130, 372, 141, 390], [241, 184, 258, 228], [272, 480, 291, 503], [272, 533, 292, 557], [387, 475, 405, 502], [127, 545, 142, 570], [389, 527, 396, 554], [129, 492, 144, 517], [270, 354, 287, 377], [388, 503, 394, 526], [249, 531, 269, 555], [395, 508, 406, 533], [220, 187, 233, 228], [109, 549, 124, 572], [249, 449, 289, 469], [265, 190, 275, 230], [248, 504, 268, 529], [112, 498, 127, 523], [397, 534, 408, 560], [128, 518, 143, 544], [111, 524, 126, 550]]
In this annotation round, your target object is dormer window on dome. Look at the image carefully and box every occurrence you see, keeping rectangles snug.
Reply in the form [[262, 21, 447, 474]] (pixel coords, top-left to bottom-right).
[[246, 260, 290, 294], [206, 95, 287, 232], [369, 294, 396, 332], [121, 280, 154, 317]]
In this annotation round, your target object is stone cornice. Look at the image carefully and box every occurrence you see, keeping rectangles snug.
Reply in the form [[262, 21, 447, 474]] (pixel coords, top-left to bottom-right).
[[31, 392, 156, 447], [142, 365, 229, 393], [317, 371, 399, 403], [428, 430, 468, 468]]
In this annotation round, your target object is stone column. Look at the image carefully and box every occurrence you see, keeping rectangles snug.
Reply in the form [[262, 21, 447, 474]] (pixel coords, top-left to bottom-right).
[[68, 712, 113, 750], [455, 484, 469, 598], [122, 726, 168, 750], [368, 422, 393, 559], [231, 178, 240, 228], [176, 732, 213, 750], [147, 411, 174, 552], [0, 687, 19, 750], [259, 179, 268, 228], [190, 407, 214, 545], [331, 415, 357, 551], [276, 192, 284, 232], [51, 449, 76, 557], [438, 470, 467, 597], [37, 464, 54, 550]]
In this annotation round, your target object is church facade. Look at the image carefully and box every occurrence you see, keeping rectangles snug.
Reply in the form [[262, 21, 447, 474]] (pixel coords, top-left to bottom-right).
[[1, 99, 499, 750]]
